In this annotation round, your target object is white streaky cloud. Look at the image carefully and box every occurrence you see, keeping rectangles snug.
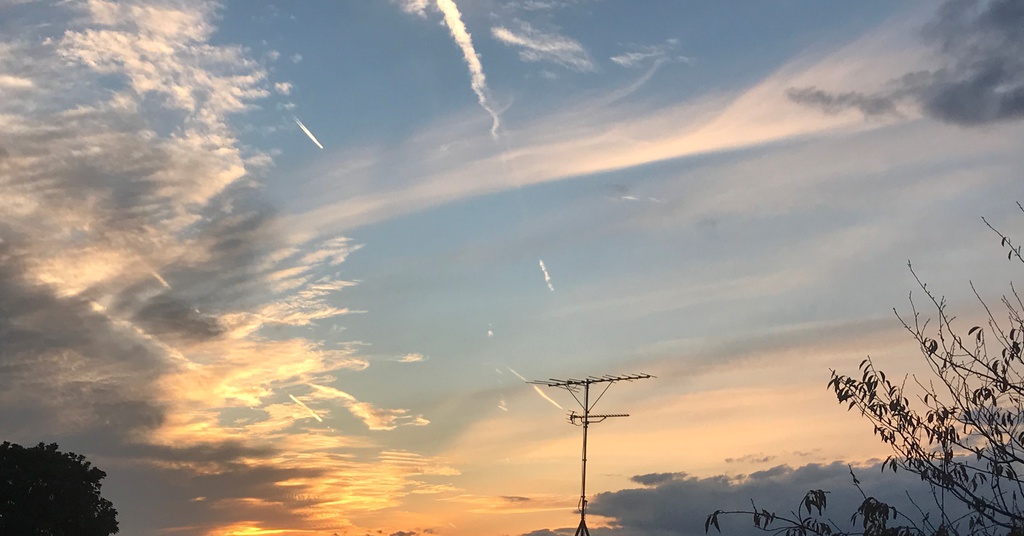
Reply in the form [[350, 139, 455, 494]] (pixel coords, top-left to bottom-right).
[[507, 367, 564, 410], [287, 17, 931, 236], [150, 270, 171, 289], [505, 366, 528, 382], [491, 22, 595, 72], [0, 74, 33, 88], [532, 385, 564, 410], [307, 383, 428, 430], [293, 116, 324, 149], [397, 0, 431, 17], [396, 352, 427, 363], [434, 0, 501, 137], [289, 394, 324, 422], [611, 38, 687, 68], [538, 259, 554, 292]]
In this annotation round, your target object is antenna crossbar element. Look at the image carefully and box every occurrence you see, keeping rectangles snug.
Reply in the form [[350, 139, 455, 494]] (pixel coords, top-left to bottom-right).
[[529, 372, 654, 536], [528, 373, 653, 388]]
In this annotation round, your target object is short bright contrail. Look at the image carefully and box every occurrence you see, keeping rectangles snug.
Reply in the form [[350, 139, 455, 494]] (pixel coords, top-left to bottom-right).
[[434, 0, 501, 138], [150, 270, 171, 289], [289, 394, 323, 422], [538, 259, 554, 292], [293, 116, 324, 149], [507, 367, 563, 410]]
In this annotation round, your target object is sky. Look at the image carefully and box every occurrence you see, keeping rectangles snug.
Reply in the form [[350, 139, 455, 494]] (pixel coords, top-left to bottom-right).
[[1, 0, 1023, 535]]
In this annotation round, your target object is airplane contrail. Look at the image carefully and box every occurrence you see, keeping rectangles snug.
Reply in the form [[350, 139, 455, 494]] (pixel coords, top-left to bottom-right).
[[150, 270, 171, 289], [289, 394, 324, 422], [538, 259, 554, 292], [434, 0, 501, 138], [507, 367, 564, 410], [292, 116, 324, 149]]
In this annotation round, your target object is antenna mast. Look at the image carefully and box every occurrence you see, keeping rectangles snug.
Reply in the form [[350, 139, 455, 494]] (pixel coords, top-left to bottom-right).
[[529, 373, 653, 536]]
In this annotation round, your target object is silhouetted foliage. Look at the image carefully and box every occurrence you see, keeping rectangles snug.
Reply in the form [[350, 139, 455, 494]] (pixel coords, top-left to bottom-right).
[[708, 204, 1024, 536], [0, 441, 119, 535]]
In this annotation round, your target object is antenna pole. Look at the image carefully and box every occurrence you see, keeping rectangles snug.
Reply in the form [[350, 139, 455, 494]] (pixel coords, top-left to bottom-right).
[[528, 373, 654, 536], [580, 381, 589, 523]]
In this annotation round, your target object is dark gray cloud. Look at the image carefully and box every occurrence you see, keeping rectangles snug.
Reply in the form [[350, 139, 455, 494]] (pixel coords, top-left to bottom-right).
[[522, 462, 946, 536], [520, 530, 575, 536], [788, 0, 1024, 126], [723, 453, 776, 464], [630, 472, 686, 486], [0, 240, 168, 439], [920, 0, 1024, 124], [786, 86, 904, 118]]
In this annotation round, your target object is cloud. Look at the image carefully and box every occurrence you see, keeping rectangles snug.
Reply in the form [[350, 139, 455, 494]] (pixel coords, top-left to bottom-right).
[[610, 38, 688, 69], [434, 0, 502, 137], [538, 258, 555, 291], [492, 21, 595, 72], [0, 74, 34, 88], [723, 453, 776, 465], [522, 462, 940, 536], [506, 0, 578, 11], [395, 0, 431, 17], [289, 26, 896, 235], [788, 0, 1024, 126], [0, 1, 441, 533], [630, 473, 685, 487], [307, 383, 430, 430], [396, 352, 427, 363], [786, 85, 905, 118]]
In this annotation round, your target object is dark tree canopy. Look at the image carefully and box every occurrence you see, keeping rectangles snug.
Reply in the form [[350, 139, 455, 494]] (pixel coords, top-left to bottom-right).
[[0, 441, 119, 536]]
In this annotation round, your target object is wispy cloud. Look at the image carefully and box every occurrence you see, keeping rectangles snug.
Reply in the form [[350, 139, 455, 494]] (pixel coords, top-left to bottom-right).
[[288, 17, 928, 236], [434, 0, 502, 137], [395, 352, 427, 363], [307, 383, 429, 430], [395, 0, 431, 17], [611, 38, 689, 68], [491, 21, 595, 72]]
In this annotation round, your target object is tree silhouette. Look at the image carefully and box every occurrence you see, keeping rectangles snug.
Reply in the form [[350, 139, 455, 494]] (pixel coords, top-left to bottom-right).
[[0, 441, 119, 535], [708, 205, 1024, 536]]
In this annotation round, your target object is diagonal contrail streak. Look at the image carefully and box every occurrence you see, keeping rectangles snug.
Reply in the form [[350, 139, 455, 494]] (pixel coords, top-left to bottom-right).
[[289, 394, 324, 422], [293, 116, 324, 149], [434, 0, 501, 138], [538, 259, 555, 292], [507, 367, 563, 410]]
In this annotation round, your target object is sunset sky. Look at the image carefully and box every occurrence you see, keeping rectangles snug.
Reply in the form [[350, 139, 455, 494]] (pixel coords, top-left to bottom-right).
[[1, 0, 1023, 535]]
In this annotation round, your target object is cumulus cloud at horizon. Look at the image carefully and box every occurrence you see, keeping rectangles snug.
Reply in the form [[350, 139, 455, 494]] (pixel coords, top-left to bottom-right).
[[519, 461, 948, 536]]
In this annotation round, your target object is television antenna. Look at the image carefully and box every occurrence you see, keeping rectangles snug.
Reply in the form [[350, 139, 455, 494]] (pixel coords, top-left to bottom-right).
[[528, 373, 654, 536]]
